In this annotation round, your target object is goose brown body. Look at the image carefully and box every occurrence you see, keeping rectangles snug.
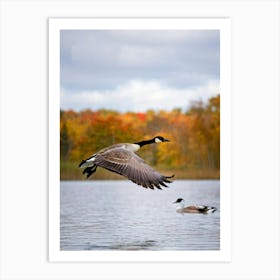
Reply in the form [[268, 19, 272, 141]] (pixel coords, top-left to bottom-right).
[[173, 198, 217, 214], [79, 136, 174, 189]]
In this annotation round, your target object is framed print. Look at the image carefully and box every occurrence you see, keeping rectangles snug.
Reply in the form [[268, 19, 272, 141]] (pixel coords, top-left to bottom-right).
[[2, 0, 280, 279], [49, 18, 231, 262]]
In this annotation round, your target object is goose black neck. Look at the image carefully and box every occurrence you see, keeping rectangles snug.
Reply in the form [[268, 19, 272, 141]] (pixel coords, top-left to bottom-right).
[[134, 139, 154, 147]]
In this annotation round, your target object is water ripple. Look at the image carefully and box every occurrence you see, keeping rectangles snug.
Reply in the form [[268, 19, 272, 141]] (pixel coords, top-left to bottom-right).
[[60, 180, 220, 251]]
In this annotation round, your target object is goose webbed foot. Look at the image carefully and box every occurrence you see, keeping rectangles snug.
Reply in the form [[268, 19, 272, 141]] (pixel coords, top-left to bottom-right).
[[82, 165, 97, 178]]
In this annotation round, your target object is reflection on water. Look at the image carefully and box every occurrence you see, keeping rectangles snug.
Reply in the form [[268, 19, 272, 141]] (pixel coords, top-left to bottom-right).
[[60, 180, 220, 251], [85, 240, 157, 251]]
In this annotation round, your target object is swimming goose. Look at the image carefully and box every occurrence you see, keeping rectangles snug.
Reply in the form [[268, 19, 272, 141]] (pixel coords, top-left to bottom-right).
[[79, 136, 174, 189], [173, 198, 217, 214]]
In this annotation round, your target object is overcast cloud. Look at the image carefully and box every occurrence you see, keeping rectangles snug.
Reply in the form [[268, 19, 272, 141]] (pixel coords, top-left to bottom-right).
[[60, 30, 220, 112]]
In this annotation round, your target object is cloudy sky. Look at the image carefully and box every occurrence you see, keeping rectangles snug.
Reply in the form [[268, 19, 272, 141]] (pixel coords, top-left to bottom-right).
[[60, 30, 220, 112]]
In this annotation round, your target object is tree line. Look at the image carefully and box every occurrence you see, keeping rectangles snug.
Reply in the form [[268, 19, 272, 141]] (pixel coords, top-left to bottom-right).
[[60, 94, 220, 179]]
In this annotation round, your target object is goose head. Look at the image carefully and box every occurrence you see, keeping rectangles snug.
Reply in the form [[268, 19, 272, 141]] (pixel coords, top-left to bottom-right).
[[154, 136, 170, 143], [173, 198, 185, 205], [173, 198, 184, 203]]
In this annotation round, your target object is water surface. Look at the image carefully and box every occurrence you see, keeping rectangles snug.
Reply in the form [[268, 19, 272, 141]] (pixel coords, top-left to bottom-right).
[[60, 180, 220, 251]]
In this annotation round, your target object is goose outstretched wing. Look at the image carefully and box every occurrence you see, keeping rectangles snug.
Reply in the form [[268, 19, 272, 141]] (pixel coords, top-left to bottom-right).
[[94, 147, 174, 189]]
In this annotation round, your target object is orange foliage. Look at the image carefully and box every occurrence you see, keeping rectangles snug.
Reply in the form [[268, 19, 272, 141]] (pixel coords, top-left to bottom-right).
[[60, 95, 220, 171]]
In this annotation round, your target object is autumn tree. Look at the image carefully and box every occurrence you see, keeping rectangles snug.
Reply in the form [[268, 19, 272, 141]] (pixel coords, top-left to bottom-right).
[[60, 122, 72, 161], [60, 95, 220, 179]]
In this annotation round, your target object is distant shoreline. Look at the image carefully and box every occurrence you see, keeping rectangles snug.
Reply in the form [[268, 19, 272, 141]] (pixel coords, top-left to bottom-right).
[[60, 161, 220, 180]]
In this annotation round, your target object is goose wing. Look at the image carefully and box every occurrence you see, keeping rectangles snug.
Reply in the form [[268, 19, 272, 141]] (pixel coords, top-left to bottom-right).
[[186, 205, 209, 213], [186, 205, 206, 210], [94, 147, 173, 189]]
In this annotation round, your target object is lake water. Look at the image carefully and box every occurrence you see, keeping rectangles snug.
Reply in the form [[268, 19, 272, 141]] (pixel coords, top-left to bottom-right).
[[60, 180, 220, 251]]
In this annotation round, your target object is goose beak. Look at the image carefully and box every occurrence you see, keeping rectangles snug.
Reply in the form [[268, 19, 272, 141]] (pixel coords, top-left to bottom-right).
[[163, 138, 170, 142]]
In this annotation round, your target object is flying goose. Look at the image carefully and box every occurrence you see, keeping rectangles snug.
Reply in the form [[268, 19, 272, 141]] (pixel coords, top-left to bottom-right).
[[173, 198, 217, 214], [79, 136, 174, 189]]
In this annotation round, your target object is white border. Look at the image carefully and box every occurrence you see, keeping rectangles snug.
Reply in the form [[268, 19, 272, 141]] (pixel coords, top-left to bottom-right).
[[49, 18, 231, 262]]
